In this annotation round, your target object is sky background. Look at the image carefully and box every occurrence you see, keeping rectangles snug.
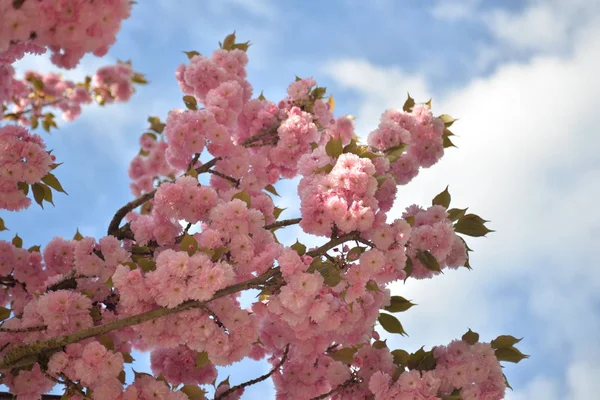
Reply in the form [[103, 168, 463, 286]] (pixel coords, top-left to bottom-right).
[[2, 0, 599, 398]]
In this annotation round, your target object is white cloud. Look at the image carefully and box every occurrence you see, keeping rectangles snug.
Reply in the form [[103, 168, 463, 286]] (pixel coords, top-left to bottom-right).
[[321, 2, 600, 398]]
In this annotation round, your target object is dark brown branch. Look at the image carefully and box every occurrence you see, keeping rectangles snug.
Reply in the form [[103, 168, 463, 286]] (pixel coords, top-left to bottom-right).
[[242, 125, 279, 147], [264, 218, 302, 230], [214, 344, 290, 400], [0, 325, 47, 333], [207, 169, 240, 186], [0, 266, 280, 370], [0, 231, 362, 371], [0, 394, 62, 399], [310, 377, 359, 400], [107, 157, 219, 237]]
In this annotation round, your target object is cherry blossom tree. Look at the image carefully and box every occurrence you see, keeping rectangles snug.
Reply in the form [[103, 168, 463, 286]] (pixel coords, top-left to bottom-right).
[[0, 2, 527, 399]]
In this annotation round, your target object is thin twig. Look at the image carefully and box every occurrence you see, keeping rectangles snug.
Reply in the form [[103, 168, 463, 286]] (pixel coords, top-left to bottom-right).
[[107, 157, 220, 237], [207, 169, 240, 186], [310, 377, 359, 400], [264, 218, 302, 230], [215, 344, 290, 400]]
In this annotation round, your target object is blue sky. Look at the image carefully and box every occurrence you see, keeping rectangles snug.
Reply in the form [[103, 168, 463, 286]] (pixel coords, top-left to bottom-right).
[[2, 0, 600, 398]]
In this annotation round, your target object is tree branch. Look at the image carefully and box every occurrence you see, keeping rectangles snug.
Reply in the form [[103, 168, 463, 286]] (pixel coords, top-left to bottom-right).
[[207, 169, 240, 187], [0, 231, 362, 371], [107, 157, 219, 237], [264, 218, 302, 231], [214, 344, 290, 400], [0, 266, 279, 370], [310, 377, 359, 400]]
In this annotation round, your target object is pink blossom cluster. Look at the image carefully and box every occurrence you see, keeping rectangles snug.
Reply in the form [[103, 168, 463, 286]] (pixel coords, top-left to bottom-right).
[[93, 63, 136, 103], [403, 204, 468, 279], [120, 375, 189, 400], [0, 240, 49, 298], [2, 364, 54, 400], [48, 341, 124, 399], [272, 354, 350, 400], [368, 104, 445, 185], [3, 63, 141, 127], [150, 345, 217, 386], [145, 249, 235, 308], [154, 176, 218, 225], [128, 136, 177, 196], [0, 0, 132, 68], [0, 125, 52, 211], [129, 176, 219, 246], [434, 340, 506, 400], [298, 153, 379, 237], [19, 290, 93, 335], [368, 341, 506, 400], [254, 281, 390, 369]]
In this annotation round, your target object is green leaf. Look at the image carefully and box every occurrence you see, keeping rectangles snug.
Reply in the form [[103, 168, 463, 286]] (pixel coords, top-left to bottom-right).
[[118, 370, 126, 384], [447, 208, 468, 222], [454, 214, 493, 237], [372, 340, 387, 349], [137, 258, 156, 272], [180, 233, 198, 256], [403, 93, 415, 112], [378, 313, 407, 336], [232, 41, 251, 52], [290, 240, 306, 256], [314, 163, 334, 174], [346, 246, 365, 261], [42, 173, 67, 194], [494, 347, 529, 363], [196, 351, 210, 369], [384, 143, 407, 163], [264, 184, 280, 197], [147, 116, 166, 133], [183, 50, 200, 60], [385, 296, 416, 313], [73, 229, 84, 241], [41, 183, 54, 206], [222, 32, 237, 50], [0, 217, 7, 231], [416, 250, 440, 272], [211, 247, 228, 262], [442, 389, 462, 400], [404, 256, 413, 282], [17, 181, 29, 195], [232, 190, 251, 208], [131, 73, 148, 85], [180, 385, 207, 400], [98, 335, 115, 351], [122, 352, 135, 363], [432, 186, 451, 208], [183, 95, 198, 110], [443, 134, 457, 149], [12, 234, 23, 248], [366, 281, 380, 292], [325, 136, 343, 158], [0, 306, 11, 321], [462, 328, 480, 345], [32, 183, 45, 208], [133, 370, 153, 380], [405, 216, 415, 227], [29, 246, 42, 254], [438, 114, 458, 127], [408, 348, 437, 371], [273, 207, 286, 220], [491, 335, 522, 349], [391, 349, 409, 366], [31, 77, 45, 92], [329, 347, 357, 365], [258, 91, 266, 101], [217, 376, 230, 388], [12, 0, 26, 10], [311, 86, 327, 99]]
